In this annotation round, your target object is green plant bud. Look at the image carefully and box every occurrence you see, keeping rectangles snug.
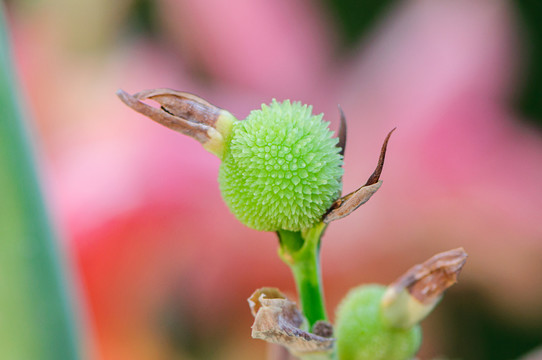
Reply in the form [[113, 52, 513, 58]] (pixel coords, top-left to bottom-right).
[[218, 99, 344, 231], [335, 285, 422, 360]]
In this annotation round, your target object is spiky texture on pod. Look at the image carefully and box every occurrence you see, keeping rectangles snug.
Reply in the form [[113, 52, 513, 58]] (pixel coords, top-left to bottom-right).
[[218, 100, 343, 231], [335, 285, 422, 360]]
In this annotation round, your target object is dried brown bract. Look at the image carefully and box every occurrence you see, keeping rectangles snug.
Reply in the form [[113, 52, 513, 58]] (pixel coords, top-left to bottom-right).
[[248, 288, 335, 358], [116, 88, 236, 158], [381, 248, 468, 329], [323, 128, 395, 223]]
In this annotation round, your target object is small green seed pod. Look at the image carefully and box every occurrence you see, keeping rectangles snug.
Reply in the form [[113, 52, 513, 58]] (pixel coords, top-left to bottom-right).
[[335, 285, 422, 360], [218, 100, 344, 231]]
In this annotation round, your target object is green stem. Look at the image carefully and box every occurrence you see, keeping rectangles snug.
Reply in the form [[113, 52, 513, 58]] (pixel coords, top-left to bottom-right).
[[0, 7, 80, 359], [290, 246, 327, 328], [277, 222, 327, 329]]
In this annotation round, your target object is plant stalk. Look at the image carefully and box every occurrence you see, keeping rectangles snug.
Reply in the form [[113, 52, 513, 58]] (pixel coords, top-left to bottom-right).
[[277, 222, 327, 329]]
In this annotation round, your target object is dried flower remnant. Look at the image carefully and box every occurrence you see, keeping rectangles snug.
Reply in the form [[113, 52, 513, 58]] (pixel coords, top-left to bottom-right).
[[248, 288, 335, 358], [381, 247, 468, 329], [323, 128, 395, 223], [116, 89, 236, 158]]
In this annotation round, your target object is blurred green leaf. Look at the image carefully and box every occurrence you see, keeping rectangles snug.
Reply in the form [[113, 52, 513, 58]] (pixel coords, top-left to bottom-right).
[[128, 0, 159, 37], [440, 288, 542, 360], [0, 6, 80, 359], [513, 0, 542, 125], [319, 0, 398, 49]]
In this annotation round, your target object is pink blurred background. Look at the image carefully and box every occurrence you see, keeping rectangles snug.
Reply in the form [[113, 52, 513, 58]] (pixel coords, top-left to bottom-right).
[[6, 0, 542, 359]]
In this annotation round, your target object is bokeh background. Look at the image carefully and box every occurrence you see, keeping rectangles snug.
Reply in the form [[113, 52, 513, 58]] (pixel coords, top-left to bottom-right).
[[3, 0, 542, 359]]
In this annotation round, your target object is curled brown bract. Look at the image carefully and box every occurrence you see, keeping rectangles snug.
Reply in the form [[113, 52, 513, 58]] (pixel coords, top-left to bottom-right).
[[133, 89, 221, 128], [381, 248, 468, 329], [390, 247, 468, 305], [116, 89, 214, 143], [248, 288, 335, 358], [323, 127, 395, 223], [117, 88, 236, 158], [364, 128, 395, 186]]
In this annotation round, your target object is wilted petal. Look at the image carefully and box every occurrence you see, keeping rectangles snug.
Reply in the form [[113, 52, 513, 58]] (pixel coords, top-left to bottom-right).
[[133, 88, 222, 129], [381, 248, 468, 329], [248, 288, 335, 357], [117, 88, 236, 158]]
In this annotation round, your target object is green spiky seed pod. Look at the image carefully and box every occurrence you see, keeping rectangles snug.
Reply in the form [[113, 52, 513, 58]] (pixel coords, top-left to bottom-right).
[[218, 99, 343, 231], [335, 285, 422, 360]]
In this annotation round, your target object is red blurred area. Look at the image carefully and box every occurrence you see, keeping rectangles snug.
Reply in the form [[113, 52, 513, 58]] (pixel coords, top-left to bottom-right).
[[8, 0, 542, 359]]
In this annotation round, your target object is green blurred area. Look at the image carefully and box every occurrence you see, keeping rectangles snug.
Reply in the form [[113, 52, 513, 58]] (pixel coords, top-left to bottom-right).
[[320, 0, 396, 49], [0, 6, 79, 359], [128, 0, 158, 37], [441, 288, 542, 360], [512, 0, 542, 125]]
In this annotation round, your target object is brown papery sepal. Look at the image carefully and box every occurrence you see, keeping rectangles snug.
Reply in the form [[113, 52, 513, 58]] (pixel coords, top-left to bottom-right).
[[248, 288, 335, 358], [323, 128, 395, 223]]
